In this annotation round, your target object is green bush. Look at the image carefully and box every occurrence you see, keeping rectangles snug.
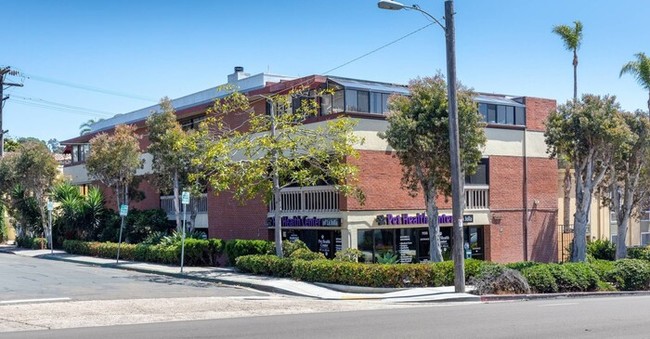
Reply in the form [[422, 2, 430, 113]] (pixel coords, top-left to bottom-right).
[[334, 248, 364, 262], [505, 261, 541, 271], [588, 259, 616, 280], [62, 239, 223, 266], [608, 259, 650, 291], [587, 239, 616, 261], [627, 246, 650, 260], [224, 239, 274, 265], [470, 264, 531, 295], [556, 263, 599, 292], [235, 255, 294, 277], [289, 248, 326, 261], [18, 236, 48, 249], [522, 265, 558, 293], [282, 240, 309, 257]]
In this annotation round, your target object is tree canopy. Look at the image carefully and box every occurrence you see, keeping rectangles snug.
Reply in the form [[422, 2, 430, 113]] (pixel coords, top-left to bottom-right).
[[545, 94, 630, 262], [198, 89, 364, 257], [380, 75, 486, 262]]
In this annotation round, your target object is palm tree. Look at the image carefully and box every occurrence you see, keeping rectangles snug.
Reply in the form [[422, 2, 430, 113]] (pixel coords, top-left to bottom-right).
[[552, 20, 584, 235], [620, 52, 650, 113], [552, 21, 583, 101], [79, 119, 103, 136]]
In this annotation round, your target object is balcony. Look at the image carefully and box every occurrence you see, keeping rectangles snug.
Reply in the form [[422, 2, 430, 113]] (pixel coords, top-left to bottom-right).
[[465, 184, 489, 210], [268, 184, 490, 214], [269, 186, 340, 213], [160, 193, 209, 228]]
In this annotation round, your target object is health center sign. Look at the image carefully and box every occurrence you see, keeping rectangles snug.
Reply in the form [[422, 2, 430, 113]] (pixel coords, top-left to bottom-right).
[[375, 213, 474, 226]]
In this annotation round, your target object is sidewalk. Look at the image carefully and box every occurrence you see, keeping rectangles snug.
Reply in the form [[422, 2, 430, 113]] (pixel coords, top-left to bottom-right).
[[0, 245, 480, 303]]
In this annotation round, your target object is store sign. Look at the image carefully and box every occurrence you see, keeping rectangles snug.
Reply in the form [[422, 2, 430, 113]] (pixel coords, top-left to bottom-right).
[[267, 216, 341, 227], [375, 213, 474, 226]]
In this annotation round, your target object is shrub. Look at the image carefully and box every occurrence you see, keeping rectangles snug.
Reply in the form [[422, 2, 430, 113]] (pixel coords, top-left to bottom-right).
[[587, 239, 616, 261], [522, 265, 558, 293], [375, 251, 399, 264], [506, 261, 541, 271], [588, 259, 615, 280], [556, 263, 599, 292], [289, 248, 326, 261], [282, 240, 309, 257], [470, 264, 531, 295], [608, 259, 650, 291], [224, 239, 274, 265], [334, 248, 364, 262], [627, 246, 650, 260], [16, 235, 34, 249], [141, 231, 167, 246], [235, 254, 294, 277]]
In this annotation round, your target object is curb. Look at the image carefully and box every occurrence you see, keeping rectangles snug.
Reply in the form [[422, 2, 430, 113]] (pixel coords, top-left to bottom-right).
[[480, 290, 650, 302]]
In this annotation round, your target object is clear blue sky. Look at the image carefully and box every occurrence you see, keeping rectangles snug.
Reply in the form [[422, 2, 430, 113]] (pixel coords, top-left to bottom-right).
[[3, 0, 649, 142]]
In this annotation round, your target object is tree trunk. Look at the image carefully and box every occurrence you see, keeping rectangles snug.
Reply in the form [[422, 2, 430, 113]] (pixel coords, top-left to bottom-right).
[[573, 50, 578, 102], [173, 170, 181, 232], [616, 215, 629, 259], [571, 180, 592, 262], [424, 186, 443, 262], [563, 165, 571, 228]]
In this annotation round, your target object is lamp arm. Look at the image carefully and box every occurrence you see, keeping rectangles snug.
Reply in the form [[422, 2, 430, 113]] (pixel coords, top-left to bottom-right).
[[408, 4, 446, 31]]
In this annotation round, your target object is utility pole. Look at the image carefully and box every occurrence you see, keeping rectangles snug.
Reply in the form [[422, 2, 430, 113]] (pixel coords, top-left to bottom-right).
[[0, 67, 23, 158]]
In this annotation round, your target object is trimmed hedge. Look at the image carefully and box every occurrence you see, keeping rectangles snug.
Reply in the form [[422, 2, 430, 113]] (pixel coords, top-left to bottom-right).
[[16, 236, 48, 249], [63, 239, 224, 266], [236, 255, 490, 288], [607, 259, 650, 291], [522, 263, 599, 293], [224, 239, 274, 265]]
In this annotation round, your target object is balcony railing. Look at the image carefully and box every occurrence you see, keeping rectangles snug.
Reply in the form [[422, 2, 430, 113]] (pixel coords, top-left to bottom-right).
[[160, 193, 208, 216], [269, 186, 340, 213], [465, 185, 489, 210]]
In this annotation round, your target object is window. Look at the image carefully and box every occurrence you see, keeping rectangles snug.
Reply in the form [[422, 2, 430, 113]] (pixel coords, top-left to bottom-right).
[[71, 144, 89, 163], [332, 90, 344, 113], [357, 91, 369, 113], [465, 158, 488, 185], [180, 115, 206, 130], [479, 102, 525, 126], [320, 94, 332, 115], [345, 89, 357, 111]]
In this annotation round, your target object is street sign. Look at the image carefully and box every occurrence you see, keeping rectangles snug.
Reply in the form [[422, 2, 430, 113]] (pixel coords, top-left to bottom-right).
[[47, 201, 54, 211], [119, 204, 128, 216], [181, 191, 190, 205]]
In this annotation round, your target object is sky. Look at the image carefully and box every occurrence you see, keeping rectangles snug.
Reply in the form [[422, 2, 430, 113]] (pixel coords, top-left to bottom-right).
[[3, 0, 649, 142]]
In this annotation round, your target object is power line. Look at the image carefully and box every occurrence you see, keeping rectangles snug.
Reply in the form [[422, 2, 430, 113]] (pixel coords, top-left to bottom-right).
[[10, 99, 113, 118], [15, 70, 158, 102], [10, 95, 115, 116], [321, 23, 434, 75]]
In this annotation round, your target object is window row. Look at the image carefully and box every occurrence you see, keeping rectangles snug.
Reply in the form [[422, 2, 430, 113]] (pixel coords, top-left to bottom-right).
[[478, 103, 525, 126], [321, 89, 391, 115]]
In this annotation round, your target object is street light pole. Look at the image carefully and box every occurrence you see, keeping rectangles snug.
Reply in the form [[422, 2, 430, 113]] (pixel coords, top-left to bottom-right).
[[378, 0, 465, 292]]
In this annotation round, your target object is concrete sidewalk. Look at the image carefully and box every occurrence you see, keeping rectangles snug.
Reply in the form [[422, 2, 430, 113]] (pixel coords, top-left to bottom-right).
[[0, 245, 480, 303]]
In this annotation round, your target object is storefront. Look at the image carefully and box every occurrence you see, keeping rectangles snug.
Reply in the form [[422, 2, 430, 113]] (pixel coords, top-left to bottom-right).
[[267, 216, 342, 259], [355, 212, 486, 263]]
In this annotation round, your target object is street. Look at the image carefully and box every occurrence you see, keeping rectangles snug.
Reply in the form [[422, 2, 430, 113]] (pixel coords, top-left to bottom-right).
[[4, 295, 650, 339]]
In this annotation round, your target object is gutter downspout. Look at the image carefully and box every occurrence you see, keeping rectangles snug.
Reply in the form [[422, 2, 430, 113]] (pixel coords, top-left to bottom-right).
[[523, 123, 529, 261]]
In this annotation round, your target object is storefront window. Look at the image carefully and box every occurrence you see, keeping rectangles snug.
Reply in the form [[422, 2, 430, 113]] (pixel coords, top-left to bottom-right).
[[281, 229, 341, 259], [357, 226, 484, 263]]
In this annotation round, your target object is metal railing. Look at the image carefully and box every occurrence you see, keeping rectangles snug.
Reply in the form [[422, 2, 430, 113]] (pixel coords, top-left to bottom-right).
[[269, 186, 340, 213], [465, 185, 489, 210], [160, 193, 208, 215]]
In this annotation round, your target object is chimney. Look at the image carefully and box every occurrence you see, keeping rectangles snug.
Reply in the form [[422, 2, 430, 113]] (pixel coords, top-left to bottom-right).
[[227, 66, 250, 83]]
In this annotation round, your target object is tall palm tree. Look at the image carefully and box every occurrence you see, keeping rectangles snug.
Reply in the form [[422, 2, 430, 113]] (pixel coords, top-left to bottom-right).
[[552, 21, 583, 101], [620, 52, 650, 113], [552, 20, 584, 233], [79, 119, 103, 136]]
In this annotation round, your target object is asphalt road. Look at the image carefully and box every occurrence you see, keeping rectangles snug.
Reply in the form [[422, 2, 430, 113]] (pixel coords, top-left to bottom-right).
[[5, 295, 650, 339], [0, 252, 264, 303]]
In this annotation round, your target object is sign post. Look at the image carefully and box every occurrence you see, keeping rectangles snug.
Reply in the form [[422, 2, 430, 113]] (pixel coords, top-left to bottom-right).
[[117, 204, 128, 263], [180, 191, 190, 273], [47, 200, 54, 255]]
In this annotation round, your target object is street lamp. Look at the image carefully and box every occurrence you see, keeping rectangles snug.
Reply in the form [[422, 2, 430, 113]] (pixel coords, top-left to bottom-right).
[[378, 0, 465, 293]]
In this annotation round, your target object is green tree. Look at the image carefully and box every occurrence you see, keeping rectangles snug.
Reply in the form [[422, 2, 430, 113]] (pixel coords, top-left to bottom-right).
[[86, 124, 143, 213], [603, 111, 650, 259], [52, 182, 105, 242], [146, 97, 186, 231], [200, 89, 364, 257], [15, 141, 59, 235], [545, 95, 629, 262], [379, 75, 486, 262], [620, 52, 650, 113], [79, 119, 103, 136], [552, 20, 584, 230], [3, 138, 19, 153]]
